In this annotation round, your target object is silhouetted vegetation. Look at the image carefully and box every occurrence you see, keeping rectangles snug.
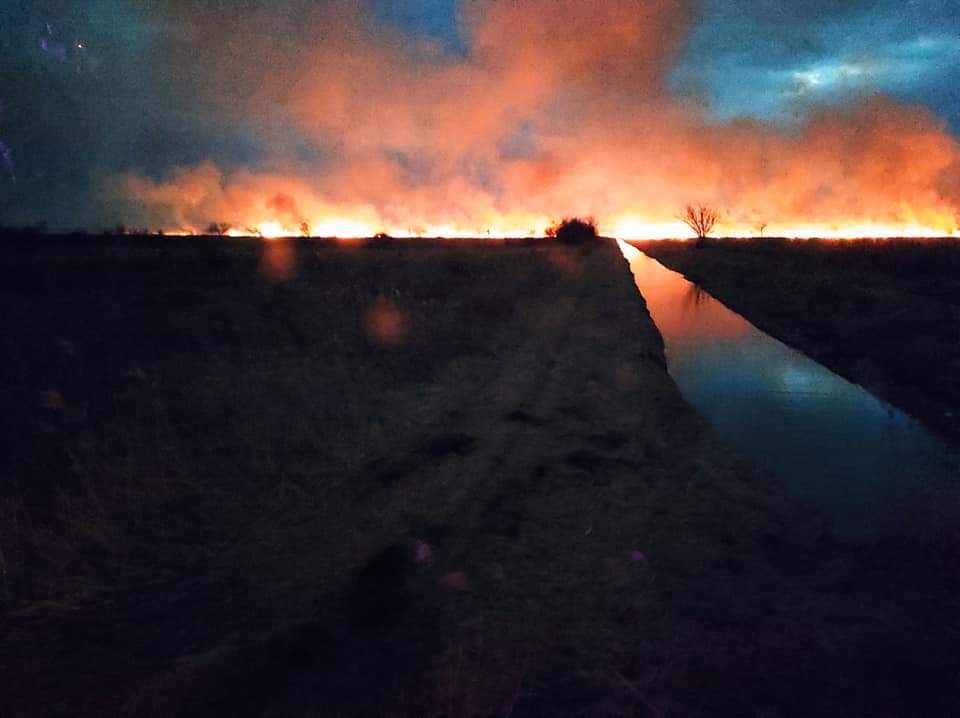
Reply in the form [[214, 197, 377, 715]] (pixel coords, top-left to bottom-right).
[[546, 217, 599, 244], [208, 222, 232, 237], [3, 233, 960, 717], [681, 203, 719, 244]]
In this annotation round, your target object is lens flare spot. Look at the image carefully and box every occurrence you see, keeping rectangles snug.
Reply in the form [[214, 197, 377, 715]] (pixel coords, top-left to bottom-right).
[[365, 300, 407, 346], [440, 571, 470, 592], [260, 240, 298, 281], [39, 390, 65, 411]]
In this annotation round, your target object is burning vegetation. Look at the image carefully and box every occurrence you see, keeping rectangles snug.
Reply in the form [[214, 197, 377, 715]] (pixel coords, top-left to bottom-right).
[[107, 1, 960, 240], [546, 217, 600, 244]]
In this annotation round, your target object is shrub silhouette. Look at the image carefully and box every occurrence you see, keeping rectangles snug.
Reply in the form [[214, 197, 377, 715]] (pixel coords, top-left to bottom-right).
[[547, 217, 599, 244]]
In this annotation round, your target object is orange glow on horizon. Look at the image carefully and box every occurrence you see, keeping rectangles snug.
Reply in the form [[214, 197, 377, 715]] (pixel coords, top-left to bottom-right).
[[611, 215, 956, 240], [164, 215, 956, 240], [610, 218, 692, 240], [116, 3, 960, 247], [167, 213, 556, 239], [255, 221, 287, 239]]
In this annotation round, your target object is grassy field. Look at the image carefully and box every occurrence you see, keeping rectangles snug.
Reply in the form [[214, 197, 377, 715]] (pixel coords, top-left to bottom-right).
[[639, 237, 960, 445], [1, 235, 959, 716]]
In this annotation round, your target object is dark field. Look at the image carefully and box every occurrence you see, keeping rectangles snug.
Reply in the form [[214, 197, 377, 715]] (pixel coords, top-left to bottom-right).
[[639, 238, 960, 446], [2, 235, 959, 716]]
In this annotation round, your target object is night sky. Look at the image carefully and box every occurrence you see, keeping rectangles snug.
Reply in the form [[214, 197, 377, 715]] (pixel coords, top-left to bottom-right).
[[2, 0, 960, 234]]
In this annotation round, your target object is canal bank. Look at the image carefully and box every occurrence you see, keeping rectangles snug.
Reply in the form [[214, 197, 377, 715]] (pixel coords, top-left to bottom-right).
[[640, 238, 960, 446], [620, 241, 956, 540], [1, 238, 958, 717]]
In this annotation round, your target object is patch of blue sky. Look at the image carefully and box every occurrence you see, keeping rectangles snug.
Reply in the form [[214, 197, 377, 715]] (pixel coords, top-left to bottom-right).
[[672, 0, 960, 130], [370, 0, 466, 55]]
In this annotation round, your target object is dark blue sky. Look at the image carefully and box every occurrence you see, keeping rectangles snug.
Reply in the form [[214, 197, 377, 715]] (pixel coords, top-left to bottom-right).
[[1, 0, 959, 229], [674, 0, 960, 128]]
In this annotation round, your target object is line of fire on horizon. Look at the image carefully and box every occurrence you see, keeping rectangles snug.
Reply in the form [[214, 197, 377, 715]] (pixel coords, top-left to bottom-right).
[[154, 216, 957, 241]]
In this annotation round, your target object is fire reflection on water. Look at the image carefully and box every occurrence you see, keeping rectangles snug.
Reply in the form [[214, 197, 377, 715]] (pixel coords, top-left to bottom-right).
[[617, 240, 954, 539]]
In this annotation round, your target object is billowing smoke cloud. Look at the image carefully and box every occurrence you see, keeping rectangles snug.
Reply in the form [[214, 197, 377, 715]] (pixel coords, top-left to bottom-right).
[[119, 0, 960, 237]]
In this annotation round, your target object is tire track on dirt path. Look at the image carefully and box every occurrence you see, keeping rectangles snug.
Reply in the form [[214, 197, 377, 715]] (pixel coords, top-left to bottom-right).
[[340, 245, 597, 538], [389, 240, 783, 717], [163, 240, 785, 718], [151, 243, 634, 716]]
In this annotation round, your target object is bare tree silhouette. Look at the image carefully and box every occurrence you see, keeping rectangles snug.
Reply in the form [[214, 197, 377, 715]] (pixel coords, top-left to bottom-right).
[[757, 221, 769, 239], [207, 222, 231, 237], [683, 283, 710, 309], [681, 204, 719, 244]]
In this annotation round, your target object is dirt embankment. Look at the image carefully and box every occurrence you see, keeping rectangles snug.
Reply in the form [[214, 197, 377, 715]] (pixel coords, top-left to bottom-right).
[[641, 238, 960, 445], [136, 241, 813, 717], [2, 237, 959, 716]]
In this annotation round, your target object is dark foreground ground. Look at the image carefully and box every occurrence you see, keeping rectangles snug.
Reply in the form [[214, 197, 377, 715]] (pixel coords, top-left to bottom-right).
[[1, 235, 959, 716], [639, 238, 960, 446]]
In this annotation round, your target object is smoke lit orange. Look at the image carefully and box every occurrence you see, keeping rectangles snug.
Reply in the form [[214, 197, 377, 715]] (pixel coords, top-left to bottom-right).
[[117, 1, 960, 240]]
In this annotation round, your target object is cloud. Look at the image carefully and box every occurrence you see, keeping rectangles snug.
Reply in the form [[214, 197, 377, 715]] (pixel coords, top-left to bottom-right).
[[673, 0, 960, 126]]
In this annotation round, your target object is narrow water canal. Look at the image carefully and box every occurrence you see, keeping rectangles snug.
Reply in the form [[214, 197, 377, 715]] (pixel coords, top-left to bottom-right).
[[618, 240, 956, 539]]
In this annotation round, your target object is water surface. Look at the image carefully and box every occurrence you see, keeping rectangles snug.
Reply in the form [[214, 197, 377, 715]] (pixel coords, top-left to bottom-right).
[[619, 241, 955, 538]]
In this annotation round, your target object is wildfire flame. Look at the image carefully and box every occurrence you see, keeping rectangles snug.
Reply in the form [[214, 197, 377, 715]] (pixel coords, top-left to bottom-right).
[[116, 1, 960, 241], [162, 216, 955, 240]]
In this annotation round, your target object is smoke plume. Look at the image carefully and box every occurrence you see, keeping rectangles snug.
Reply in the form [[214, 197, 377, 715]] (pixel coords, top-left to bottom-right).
[[119, 0, 960, 237]]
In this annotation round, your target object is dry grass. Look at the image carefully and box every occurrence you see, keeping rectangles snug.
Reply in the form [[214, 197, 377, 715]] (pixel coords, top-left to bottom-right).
[[3, 235, 960, 717]]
